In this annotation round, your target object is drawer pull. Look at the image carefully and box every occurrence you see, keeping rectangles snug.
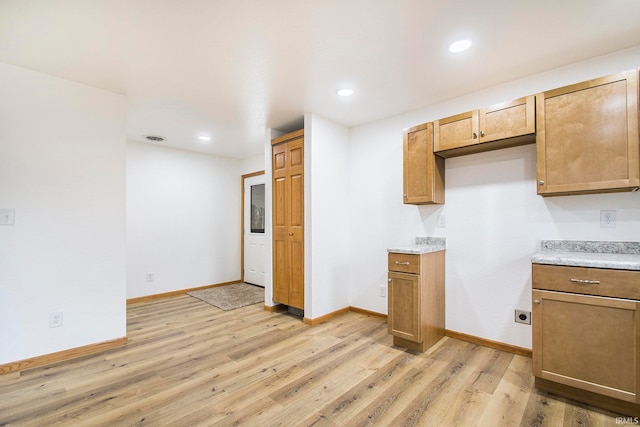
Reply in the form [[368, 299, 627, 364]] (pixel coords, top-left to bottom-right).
[[570, 278, 600, 285], [395, 261, 410, 265]]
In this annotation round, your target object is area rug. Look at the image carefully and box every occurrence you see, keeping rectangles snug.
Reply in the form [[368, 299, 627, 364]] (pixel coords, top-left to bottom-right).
[[187, 283, 264, 311]]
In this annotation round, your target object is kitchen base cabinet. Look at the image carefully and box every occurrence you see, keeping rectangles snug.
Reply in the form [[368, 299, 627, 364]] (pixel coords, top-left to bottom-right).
[[532, 264, 640, 416], [388, 250, 445, 352]]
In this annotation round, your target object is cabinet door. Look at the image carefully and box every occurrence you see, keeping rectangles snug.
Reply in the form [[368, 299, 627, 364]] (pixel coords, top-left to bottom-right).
[[532, 290, 640, 403], [479, 95, 535, 143], [403, 123, 444, 205], [536, 70, 640, 195], [433, 110, 479, 152], [388, 272, 421, 342]]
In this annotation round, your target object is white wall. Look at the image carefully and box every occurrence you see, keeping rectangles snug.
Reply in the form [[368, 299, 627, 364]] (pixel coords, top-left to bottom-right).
[[126, 142, 241, 298], [0, 62, 127, 364], [305, 114, 351, 318], [240, 153, 266, 175], [348, 46, 640, 349]]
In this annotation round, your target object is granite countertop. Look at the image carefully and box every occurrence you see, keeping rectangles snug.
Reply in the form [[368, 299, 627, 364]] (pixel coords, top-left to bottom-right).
[[388, 237, 446, 255], [532, 240, 640, 271]]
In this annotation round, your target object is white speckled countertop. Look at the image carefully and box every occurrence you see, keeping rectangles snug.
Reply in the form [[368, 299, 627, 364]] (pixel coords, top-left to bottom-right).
[[387, 237, 446, 255], [532, 240, 640, 271]]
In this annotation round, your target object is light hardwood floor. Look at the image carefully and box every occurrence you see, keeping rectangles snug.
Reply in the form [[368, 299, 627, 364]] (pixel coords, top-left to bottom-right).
[[0, 294, 622, 426]]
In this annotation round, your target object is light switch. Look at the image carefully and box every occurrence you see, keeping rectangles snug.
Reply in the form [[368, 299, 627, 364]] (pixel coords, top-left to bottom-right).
[[0, 209, 15, 226]]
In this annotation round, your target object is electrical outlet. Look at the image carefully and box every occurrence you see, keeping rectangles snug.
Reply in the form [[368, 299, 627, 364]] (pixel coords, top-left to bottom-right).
[[49, 312, 63, 328], [600, 210, 616, 228], [146, 272, 154, 282], [379, 285, 386, 297], [437, 214, 447, 228], [515, 309, 531, 325], [0, 209, 15, 225]]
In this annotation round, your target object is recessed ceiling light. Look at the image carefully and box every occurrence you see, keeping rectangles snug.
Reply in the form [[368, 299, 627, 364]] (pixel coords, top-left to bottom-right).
[[337, 88, 354, 97], [449, 39, 472, 53], [198, 135, 211, 141], [145, 135, 165, 142]]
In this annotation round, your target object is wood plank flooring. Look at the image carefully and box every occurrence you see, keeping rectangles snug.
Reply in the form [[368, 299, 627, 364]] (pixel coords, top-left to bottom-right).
[[0, 294, 623, 426]]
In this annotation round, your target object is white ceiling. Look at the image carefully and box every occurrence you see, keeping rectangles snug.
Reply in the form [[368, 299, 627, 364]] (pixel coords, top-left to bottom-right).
[[2, 1, 640, 159]]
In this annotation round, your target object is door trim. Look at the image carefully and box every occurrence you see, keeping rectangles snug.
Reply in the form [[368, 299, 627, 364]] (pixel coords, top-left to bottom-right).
[[241, 170, 265, 283]]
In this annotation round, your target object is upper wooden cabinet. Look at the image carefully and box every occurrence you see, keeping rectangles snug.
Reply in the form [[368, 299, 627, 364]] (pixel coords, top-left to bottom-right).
[[403, 122, 445, 205], [433, 95, 536, 157], [536, 70, 640, 196]]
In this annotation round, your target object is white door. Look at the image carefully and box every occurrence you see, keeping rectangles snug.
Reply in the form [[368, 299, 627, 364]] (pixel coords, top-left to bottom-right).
[[244, 174, 266, 287]]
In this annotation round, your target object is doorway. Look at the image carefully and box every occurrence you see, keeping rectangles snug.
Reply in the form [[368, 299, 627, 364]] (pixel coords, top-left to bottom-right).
[[242, 172, 266, 287]]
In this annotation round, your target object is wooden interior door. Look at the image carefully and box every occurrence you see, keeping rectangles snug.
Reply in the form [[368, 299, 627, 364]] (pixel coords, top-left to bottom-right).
[[271, 130, 304, 310], [286, 137, 304, 310], [272, 142, 289, 305]]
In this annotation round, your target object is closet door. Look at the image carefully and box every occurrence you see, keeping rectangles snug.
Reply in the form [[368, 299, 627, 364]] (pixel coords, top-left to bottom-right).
[[272, 130, 304, 310]]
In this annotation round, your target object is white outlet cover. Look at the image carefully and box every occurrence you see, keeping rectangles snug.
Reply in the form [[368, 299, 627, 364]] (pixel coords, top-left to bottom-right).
[[0, 209, 15, 225], [437, 214, 447, 228], [49, 312, 63, 328], [600, 210, 616, 228]]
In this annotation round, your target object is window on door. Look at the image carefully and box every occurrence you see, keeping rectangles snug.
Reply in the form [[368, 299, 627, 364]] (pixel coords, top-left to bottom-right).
[[251, 184, 265, 233]]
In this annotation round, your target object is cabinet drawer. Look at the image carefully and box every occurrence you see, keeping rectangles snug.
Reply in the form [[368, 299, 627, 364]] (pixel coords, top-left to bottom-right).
[[532, 264, 640, 300], [388, 253, 420, 274]]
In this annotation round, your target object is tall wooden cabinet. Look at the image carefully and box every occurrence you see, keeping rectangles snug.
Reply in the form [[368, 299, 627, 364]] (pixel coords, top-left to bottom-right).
[[272, 129, 304, 310], [403, 122, 445, 205], [387, 250, 445, 352], [536, 69, 640, 195]]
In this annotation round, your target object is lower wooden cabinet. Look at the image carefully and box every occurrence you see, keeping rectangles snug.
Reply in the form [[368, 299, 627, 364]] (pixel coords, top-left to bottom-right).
[[532, 264, 640, 415], [388, 250, 445, 352]]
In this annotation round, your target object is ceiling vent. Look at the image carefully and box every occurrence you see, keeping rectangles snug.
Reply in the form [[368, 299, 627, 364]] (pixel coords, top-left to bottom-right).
[[145, 135, 165, 143]]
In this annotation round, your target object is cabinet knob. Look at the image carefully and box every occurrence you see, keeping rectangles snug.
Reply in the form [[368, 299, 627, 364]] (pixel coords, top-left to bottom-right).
[[534, 299, 541, 304], [538, 180, 545, 186], [403, 194, 407, 198], [480, 130, 485, 137], [388, 278, 392, 282], [472, 132, 478, 139]]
